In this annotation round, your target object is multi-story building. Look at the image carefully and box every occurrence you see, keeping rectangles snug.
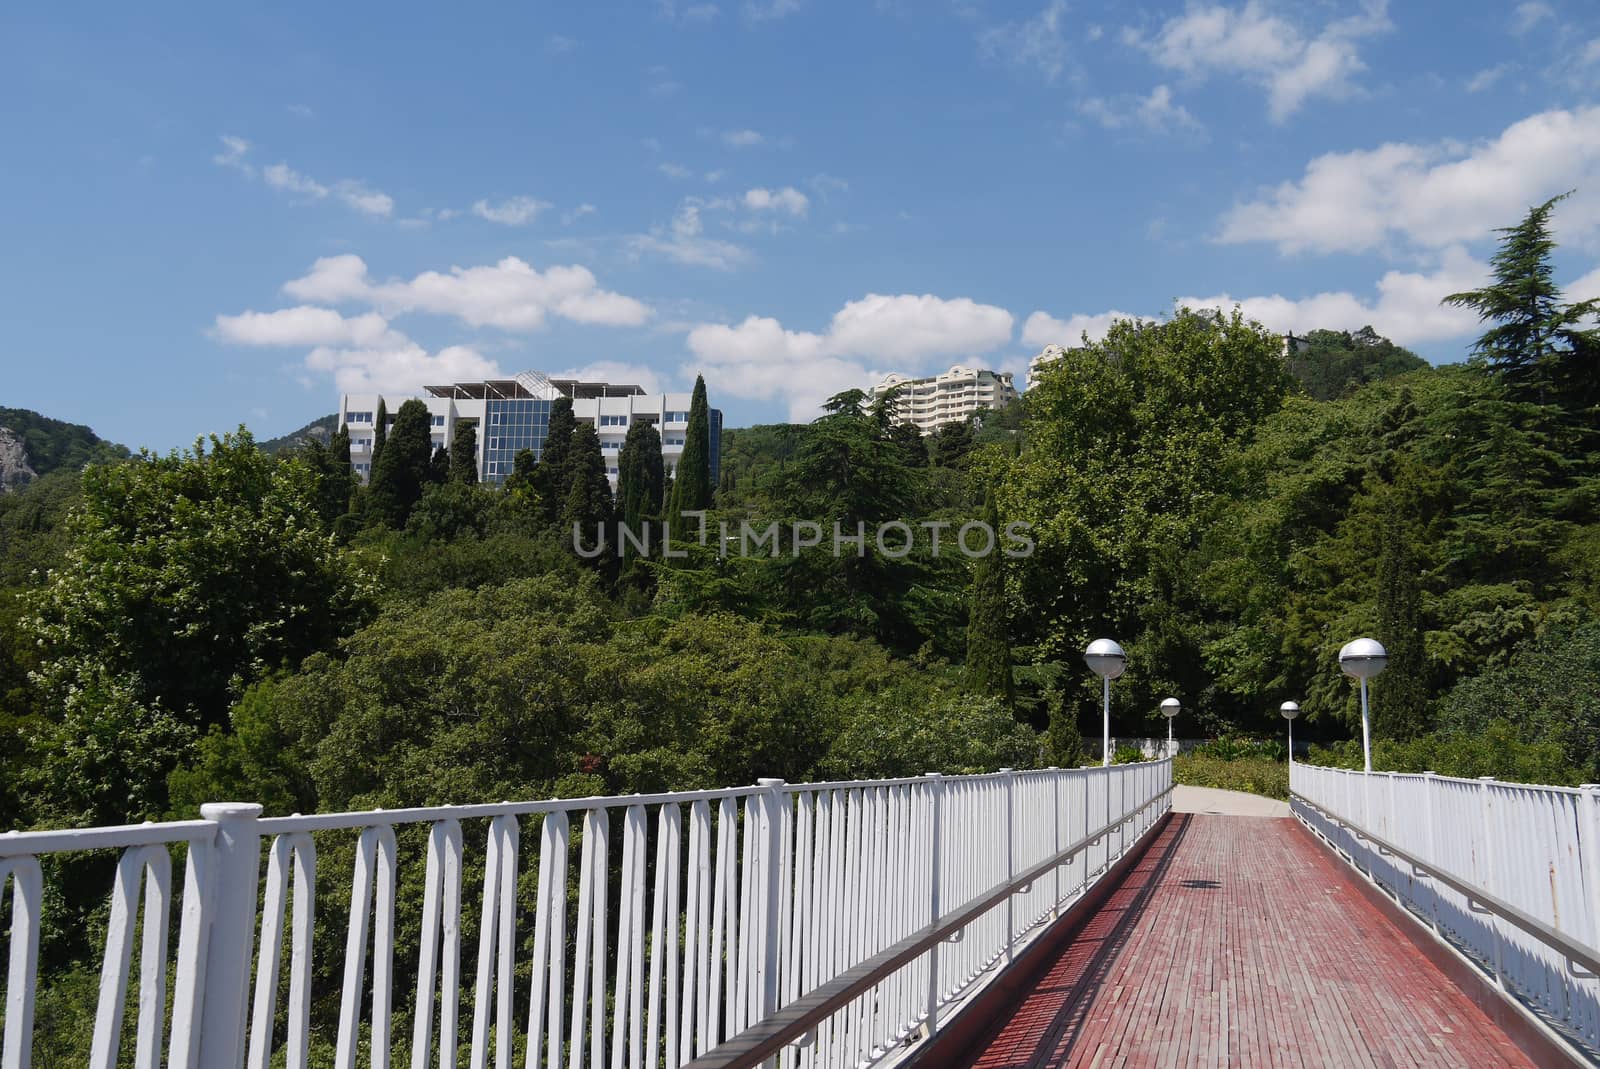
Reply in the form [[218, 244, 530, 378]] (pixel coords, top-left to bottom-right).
[[865, 365, 1017, 434], [1026, 344, 1069, 390], [339, 370, 721, 488]]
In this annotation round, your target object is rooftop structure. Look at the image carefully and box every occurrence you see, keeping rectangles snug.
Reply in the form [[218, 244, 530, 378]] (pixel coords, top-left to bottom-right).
[[340, 372, 720, 488], [865, 364, 1017, 434]]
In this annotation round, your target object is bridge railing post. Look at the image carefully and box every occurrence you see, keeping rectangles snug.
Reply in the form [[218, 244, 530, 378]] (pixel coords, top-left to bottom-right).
[[924, 772, 943, 1032], [1048, 768, 1061, 915], [1000, 769, 1016, 963], [1421, 772, 1440, 934], [1479, 776, 1508, 992], [1582, 785, 1600, 972], [756, 778, 785, 1033], [194, 802, 263, 1069]]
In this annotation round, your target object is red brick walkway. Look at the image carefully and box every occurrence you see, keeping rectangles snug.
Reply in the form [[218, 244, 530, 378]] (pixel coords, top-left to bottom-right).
[[955, 814, 1537, 1068]]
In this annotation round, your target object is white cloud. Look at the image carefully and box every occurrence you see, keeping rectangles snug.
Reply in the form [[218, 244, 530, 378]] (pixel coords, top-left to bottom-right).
[[282, 254, 652, 329], [1220, 106, 1600, 254], [216, 136, 396, 219], [981, 0, 1074, 84], [810, 173, 849, 198], [659, 162, 694, 180], [263, 162, 328, 198], [1021, 309, 1140, 349], [552, 361, 667, 395], [722, 128, 767, 147], [744, 0, 800, 22], [471, 196, 551, 226], [658, 0, 720, 21], [305, 341, 503, 397], [1130, 0, 1391, 122], [562, 203, 598, 225], [547, 33, 577, 52], [1465, 65, 1508, 93], [686, 293, 1014, 419], [1512, 1, 1554, 34], [628, 202, 750, 270], [1024, 247, 1497, 352], [1080, 84, 1204, 135], [743, 186, 809, 215], [336, 181, 394, 218], [213, 135, 253, 175], [213, 306, 400, 348]]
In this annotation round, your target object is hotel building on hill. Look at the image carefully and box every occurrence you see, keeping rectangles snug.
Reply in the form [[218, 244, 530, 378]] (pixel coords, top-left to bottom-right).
[[339, 370, 721, 488], [864, 365, 1017, 435]]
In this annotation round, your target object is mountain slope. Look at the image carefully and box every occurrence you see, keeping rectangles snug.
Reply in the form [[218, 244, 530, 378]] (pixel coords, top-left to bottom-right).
[[0, 408, 129, 492], [259, 413, 338, 454]]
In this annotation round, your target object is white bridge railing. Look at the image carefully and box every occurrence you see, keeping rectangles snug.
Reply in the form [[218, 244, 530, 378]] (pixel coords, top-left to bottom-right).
[[2, 760, 1172, 1069], [1290, 763, 1600, 1054]]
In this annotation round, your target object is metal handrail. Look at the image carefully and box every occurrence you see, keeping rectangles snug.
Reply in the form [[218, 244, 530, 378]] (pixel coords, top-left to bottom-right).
[[1290, 790, 1600, 978], [684, 783, 1174, 1069]]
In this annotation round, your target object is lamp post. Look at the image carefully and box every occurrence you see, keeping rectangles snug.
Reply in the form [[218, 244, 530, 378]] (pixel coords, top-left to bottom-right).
[[1338, 638, 1388, 773], [1160, 697, 1180, 759], [1084, 639, 1127, 767], [1280, 700, 1300, 765]]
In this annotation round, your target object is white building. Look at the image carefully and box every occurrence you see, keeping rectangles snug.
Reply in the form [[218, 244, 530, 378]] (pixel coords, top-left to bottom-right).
[[339, 370, 721, 488], [865, 365, 1017, 434], [1026, 344, 1069, 390]]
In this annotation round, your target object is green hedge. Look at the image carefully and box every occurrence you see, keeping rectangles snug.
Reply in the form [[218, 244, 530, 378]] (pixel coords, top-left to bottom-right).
[[1172, 754, 1288, 800]]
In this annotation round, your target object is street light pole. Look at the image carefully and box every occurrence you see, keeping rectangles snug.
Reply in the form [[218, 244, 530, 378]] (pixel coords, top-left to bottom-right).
[[1160, 697, 1180, 759], [1338, 638, 1388, 774], [1280, 700, 1300, 765], [1084, 639, 1127, 767]]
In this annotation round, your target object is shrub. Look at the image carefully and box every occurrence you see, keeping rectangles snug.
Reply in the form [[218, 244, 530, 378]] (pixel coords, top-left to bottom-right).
[[1112, 745, 1145, 764], [1304, 719, 1578, 785], [1173, 754, 1288, 799]]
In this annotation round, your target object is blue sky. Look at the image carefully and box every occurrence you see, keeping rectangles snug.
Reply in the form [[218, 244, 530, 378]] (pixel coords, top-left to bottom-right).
[[4, 0, 1600, 451]]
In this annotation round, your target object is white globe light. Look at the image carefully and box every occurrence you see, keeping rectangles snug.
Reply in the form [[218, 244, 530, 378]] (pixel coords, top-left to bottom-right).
[[1084, 638, 1127, 680], [1160, 697, 1180, 718], [1338, 638, 1388, 680], [1279, 700, 1301, 721]]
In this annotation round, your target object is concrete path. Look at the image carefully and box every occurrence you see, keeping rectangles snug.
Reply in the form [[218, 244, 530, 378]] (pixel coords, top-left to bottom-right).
[[1171, 783, 1289, 817]]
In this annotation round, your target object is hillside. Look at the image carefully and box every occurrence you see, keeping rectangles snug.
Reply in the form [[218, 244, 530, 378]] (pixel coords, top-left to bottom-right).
[[259, 413, 338, 454], [0, 407, 128, 493]]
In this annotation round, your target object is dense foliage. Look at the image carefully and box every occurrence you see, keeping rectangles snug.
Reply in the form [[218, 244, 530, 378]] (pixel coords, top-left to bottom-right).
[[0, 406, 128, 484]]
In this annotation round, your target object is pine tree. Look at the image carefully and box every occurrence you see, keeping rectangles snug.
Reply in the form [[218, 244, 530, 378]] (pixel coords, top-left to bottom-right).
[[561, 423, 614, 560], [1045, 689, 1086, 767], [536, 397, 577, 523], [1443, 192, 1600, 401], [888, 421, 929, 468], [371, 398, 388, 470], [669, 375, 713, 516], [449, 423, 479, 484], [617, 422, 665, 527], [964, 491, 1014, 705], [367, 400, 432, 527]]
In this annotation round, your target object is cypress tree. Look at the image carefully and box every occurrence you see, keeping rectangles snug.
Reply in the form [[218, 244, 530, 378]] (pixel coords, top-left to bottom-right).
[[964, 490, 1014, 706], [1375, 470, 1431, 740], [371, 398, 388, 470], [669, 375, 713, 516], [616, 421, 665, 528], [536, 397, 577, 522], [367, 399, 432, 527], [450, 422, 479, 484], [428, 444, 450, 485], [561, 423, 614, 558]]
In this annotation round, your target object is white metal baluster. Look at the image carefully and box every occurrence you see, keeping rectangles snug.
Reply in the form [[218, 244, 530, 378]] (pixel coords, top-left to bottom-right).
[[527, 813, 569, 1069], [2, 856, 43, 1069], [415, 821, 462, 1069], [612, 805, 647, 1069], [90, 845, 171, 1069], [735, 798, 756, 1035], [469, 816, 518, 1069], [646, 805, 681, 1069], [709, 797, 737, 1047], [684, 800, 711, 1062], [250, 833, 316, 1069], [337, 825, 399, 1069]]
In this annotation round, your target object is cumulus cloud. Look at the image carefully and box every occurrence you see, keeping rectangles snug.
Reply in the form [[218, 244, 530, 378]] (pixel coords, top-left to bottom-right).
[[685, 293, 1014, 420], [305, 341, 503, 396], [722, 128, 767, 147], [743, 186, 809, 215], [1512, 1, 1554, 34], [212, 307, 401, 348], [1220, 106, 1600, 254], [1024, 247, 1504, 352], [283, 254, 651, 330], [981, 0, 1074, 84], [1128, 0, 1391, 122], [471, 196, 551, 226], [628, 202, 750, 270], [1080, 85, 1204, 135], [213, 135, 396, 220]]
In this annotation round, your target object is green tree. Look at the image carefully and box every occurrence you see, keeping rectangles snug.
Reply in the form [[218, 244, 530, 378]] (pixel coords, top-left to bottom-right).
[[535, 397, 578, 523], [1287, 327, 1427, 401], [1444, 192, 1600, 401], [965, 491, 1014, 705], [372, 398, 388, 468], [930, 419, 974, 468], [328, 422, 354, 514], [367, 399, 433, 527], [1374, 466, 1431, 740], [428, 444, 450, 485], [617, 421, 665, 525], [669, 375, 714, 517], [888, 421, 929, 468], [450, 422, 479, 484], [561, 423, 615, 558]]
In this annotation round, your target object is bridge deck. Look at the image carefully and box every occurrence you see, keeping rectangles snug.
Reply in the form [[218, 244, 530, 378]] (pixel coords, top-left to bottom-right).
[[955, 813, 1536, 1068]]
